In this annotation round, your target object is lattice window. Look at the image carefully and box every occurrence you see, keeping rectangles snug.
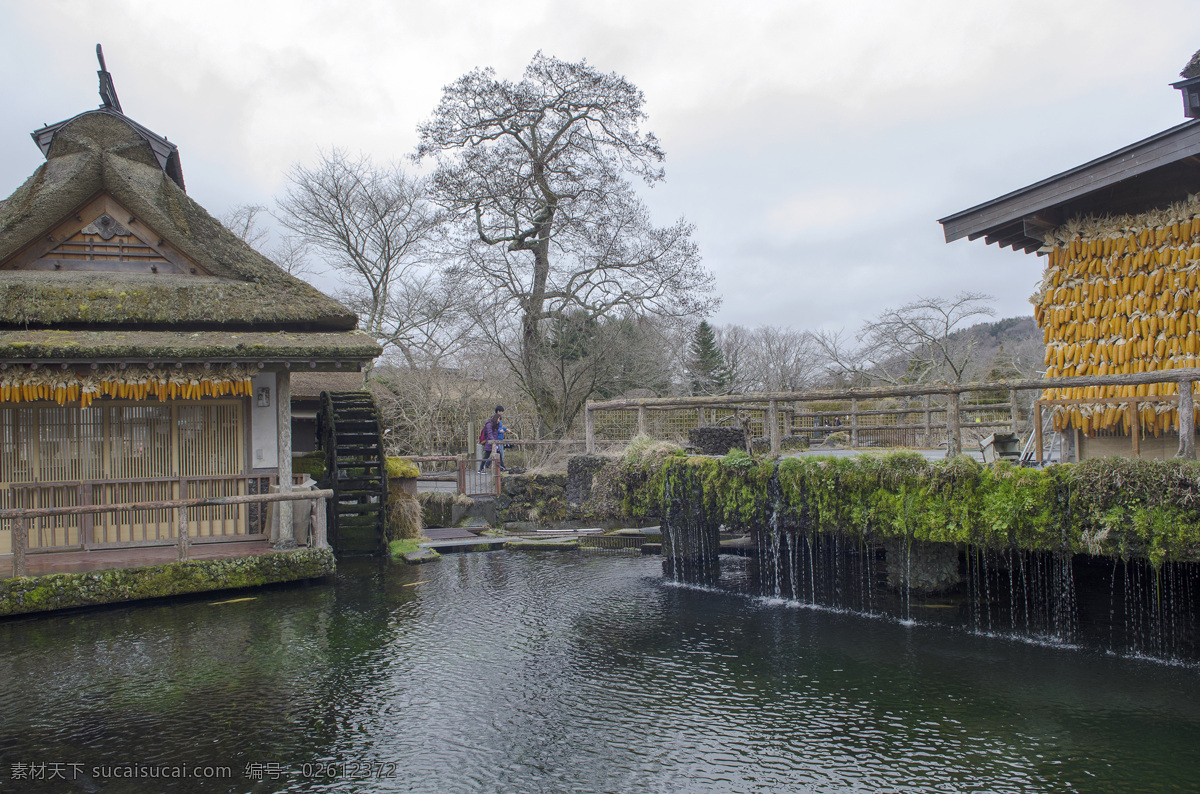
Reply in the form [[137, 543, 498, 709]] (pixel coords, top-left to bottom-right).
[[0, 194, 207, 275], [178, 404, 243, 476], [0, 401, 247, 551]]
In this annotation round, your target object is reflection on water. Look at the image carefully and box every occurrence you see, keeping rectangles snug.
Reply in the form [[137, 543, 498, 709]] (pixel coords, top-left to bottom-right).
[[0, 552, 1198, 792]]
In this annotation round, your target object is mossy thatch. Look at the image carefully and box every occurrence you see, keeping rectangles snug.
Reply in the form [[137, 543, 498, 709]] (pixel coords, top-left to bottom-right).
[[1183, 48, 1200, 80], [0, 271, 357, 331], [0, 328, 380, 361], [385, 457, 421, 479], [387, 492, 422, 540], [0, 111, 357, 332]]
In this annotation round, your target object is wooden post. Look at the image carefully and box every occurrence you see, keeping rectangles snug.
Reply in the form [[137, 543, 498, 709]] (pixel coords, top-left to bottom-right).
[[585, 401, 596, 454], [275, 371, 294, 548], [80, 482, 94, 549], [697, 407, 704, 428], [1179, 380, 1196, 459], [1130, 400, 1141, 458], [457, 455, 466, 495], [1035, 401, 1044, 463], [947, 391, 961, 458], [1009, 389, 1020, 435], [769, 400, 781, 457], [176, 488, 189, 563], [312, 496, 328, 549], [637, 406, 648, 437], [12, 518, 27, 578], [850, 398, 858, 448], [923, 394, 931, 446]]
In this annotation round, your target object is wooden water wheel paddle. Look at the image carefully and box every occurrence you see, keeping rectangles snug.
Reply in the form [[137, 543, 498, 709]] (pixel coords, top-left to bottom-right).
[[317, 390, 387, 554]]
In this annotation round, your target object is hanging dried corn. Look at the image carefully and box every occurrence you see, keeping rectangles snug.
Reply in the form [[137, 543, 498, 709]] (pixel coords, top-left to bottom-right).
[[1036, 196, 1200, 434], [0, 364, 259, 407]]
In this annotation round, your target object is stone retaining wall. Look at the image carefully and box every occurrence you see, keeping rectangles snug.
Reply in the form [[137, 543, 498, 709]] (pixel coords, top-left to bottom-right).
[[0, 548, 336, 617]]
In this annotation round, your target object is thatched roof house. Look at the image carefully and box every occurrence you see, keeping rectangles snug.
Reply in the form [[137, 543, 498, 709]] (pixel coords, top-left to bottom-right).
[[0, 65, 380, 554], [0, 109, 375, 359], [939, 50, 1200, 460]]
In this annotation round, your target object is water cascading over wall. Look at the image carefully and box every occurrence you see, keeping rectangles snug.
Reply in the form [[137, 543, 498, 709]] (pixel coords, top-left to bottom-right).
[[655, 453, 1200, 659]]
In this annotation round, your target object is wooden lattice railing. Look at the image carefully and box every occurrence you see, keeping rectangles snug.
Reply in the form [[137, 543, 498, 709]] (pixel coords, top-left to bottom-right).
[[1, 489, 332, 578], [585, 368, 1200, 462]]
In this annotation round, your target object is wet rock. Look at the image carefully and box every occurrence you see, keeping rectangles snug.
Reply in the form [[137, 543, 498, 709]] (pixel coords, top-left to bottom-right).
[[688, 427, 746, 455]]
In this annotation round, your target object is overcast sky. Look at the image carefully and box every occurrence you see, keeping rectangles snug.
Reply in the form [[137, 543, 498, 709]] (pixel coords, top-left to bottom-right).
[[3, 0, 1199, 335]]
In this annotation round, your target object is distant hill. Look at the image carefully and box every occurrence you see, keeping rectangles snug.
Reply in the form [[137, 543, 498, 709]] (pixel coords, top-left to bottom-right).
[[955, 316, 1044, 379]]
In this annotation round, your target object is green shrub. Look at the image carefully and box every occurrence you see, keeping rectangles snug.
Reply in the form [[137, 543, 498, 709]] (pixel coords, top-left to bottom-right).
[[292, 451, 327, 479]]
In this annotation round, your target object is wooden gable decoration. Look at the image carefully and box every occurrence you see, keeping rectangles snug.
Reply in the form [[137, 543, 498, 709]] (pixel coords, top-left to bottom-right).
[[0, 194, 209, 276]]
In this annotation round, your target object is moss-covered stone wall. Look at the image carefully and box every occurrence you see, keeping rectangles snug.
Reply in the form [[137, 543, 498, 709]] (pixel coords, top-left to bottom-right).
[[0, 548, 335, 617], [499, 475, 571, 523], [614, 451, 1200, 566]]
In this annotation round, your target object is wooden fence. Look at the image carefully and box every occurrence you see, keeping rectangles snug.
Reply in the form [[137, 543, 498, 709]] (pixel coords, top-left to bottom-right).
[[1, 489, 332, 579], [584, 368, 1200, 462]]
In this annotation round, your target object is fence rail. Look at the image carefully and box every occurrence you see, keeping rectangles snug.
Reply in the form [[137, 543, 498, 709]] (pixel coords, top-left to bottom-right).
[[1, 489, 332, 579], [397, 455, 501, 496], [4, 474, 279, 552], [584, 368, 1200, 462]]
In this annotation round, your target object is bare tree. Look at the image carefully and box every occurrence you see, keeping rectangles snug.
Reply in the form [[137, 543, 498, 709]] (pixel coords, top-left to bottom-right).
[[220, 204, 270, 250], [219, 204, 313, 277], [819, 292, 996, 386], [276, 150, 460, 367], [749, 326, 822, 392], [415, 53, 717, 435]]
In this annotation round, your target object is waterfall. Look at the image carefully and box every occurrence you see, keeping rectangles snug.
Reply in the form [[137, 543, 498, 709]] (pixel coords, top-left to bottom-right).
[[658, 458, 1200, 660]]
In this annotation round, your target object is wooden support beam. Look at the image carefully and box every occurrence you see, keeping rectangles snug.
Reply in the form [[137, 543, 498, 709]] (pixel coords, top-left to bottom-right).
[[769, 400, 780, 457], [585, 402, 595, 454], [1010, 389, 1020, 435], [947, 392, 961, 458], [12, 518, 26, 578], [275, 371, 294, 549], [311, 496, 329, 549], [1035, 402, 1044, 463], [1179, 380, 1196, 460], [850, 398, 858, 447], [923, 394, 932, 446], [1130, 402, 1140, 458], [176, 486, 190, 563], [637, 406, 647, 437]]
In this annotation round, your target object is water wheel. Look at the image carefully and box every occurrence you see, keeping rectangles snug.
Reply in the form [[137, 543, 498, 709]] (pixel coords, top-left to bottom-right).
[[317, 390, 387, 554]]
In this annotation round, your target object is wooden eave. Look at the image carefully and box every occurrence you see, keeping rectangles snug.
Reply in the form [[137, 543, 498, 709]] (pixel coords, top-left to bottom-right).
[[938, 120, 1200, 253]]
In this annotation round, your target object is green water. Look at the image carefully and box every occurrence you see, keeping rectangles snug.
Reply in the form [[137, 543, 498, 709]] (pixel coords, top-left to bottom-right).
[[0, 552, 1197, 792]]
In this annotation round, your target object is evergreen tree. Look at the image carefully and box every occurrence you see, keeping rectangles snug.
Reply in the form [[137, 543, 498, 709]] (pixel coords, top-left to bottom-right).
[[687, 321, 729, 395]]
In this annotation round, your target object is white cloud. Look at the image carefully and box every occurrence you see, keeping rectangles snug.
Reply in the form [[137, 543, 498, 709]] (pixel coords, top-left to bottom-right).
[[1, 0, 1198, 333]]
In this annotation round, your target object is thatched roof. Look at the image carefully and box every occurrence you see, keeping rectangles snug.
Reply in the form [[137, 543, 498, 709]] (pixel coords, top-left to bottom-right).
[[0, 111, 359, 333], [0, 328, 380, 364], [1183, 48, 1200, 80], [290, 371, 367, 398]]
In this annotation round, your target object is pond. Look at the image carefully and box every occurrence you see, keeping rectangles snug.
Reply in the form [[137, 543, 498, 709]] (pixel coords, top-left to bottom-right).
[[0, 552, 1197, 792]]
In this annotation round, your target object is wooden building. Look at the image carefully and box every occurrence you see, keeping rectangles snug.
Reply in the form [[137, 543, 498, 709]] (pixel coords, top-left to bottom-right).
[[0, 64, 380, 558], [290, 371, 368, 454], [939, 50, 1200, 460]]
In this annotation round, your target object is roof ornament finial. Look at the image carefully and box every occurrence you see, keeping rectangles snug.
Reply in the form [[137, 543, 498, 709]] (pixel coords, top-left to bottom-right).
[[96, 44, 122, 113]]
